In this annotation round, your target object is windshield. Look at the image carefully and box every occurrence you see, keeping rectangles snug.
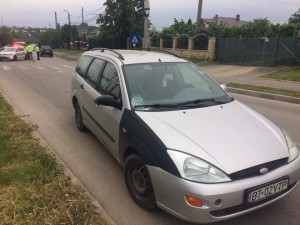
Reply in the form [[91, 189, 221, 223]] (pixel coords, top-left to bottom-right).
[[123, 62, 233, 111]]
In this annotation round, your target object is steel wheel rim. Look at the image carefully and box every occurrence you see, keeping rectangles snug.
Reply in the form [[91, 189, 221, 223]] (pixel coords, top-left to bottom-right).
[[131, 164, 151, 198]]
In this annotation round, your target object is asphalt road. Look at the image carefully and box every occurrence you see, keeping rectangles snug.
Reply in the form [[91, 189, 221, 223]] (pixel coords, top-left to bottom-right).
[[0, 58, 299, 225]]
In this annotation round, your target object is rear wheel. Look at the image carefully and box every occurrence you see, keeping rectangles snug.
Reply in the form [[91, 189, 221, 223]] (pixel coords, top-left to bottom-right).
[[124, 154, 157, 210], [74, 102, 87, 132], [13, 55, 17, 61]]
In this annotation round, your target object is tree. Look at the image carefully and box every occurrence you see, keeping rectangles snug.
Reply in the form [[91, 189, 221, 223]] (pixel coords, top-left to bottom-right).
[[170, 18, 198, 37], [240, 18, 273, 38], [288, 12, 300, 24], [39, 29, 60, 48], [0, 27, 12, 46], [97, 0, 144, 48], [60, 24, 78, 48]]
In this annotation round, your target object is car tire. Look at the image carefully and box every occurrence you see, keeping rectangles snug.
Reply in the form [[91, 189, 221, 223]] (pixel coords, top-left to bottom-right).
[[13, 55, 17, 61], [74, 102, 87, 132], [124, 154, 157, 210]]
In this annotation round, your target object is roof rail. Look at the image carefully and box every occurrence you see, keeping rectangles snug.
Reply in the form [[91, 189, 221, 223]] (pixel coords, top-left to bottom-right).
[[131, 48, 181, 58], [90, 48, 125, 60]]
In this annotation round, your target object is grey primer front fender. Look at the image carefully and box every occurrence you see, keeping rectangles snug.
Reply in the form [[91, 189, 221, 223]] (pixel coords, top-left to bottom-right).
[[119, 109, 180, 177]]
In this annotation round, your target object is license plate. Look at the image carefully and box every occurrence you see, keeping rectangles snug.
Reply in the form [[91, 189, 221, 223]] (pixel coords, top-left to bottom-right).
[[247, 178, 289, 204]]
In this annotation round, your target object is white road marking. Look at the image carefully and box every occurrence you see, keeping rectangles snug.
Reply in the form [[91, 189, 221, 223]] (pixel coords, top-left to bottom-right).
[[63, 65, 74, 69], [3, 66, 10, 71], [18, 65, 30, 70], [47, 65, 60, 70], [35, 66, 45, 70]]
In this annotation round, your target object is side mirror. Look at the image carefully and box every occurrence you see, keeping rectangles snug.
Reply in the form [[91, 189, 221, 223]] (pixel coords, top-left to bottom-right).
[[220, 84, 227, 91], [94, 95, 122, 110]]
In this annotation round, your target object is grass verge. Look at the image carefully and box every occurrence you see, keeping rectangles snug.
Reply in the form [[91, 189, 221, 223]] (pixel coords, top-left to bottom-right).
[[54, 49, 84, 62], [0, 92, 107, 225], [260, 66, 300, 82], [227, 83, 300, 98]]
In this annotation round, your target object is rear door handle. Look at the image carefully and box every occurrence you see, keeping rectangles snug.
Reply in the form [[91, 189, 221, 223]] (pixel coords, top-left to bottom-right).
[[80, 84, 84, 90]]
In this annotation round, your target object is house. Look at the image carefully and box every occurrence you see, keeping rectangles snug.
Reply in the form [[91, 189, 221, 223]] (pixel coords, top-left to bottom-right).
[[202, 14, 248, 27]]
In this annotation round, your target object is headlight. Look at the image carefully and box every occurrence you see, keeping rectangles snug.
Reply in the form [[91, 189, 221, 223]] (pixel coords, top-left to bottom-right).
[[284, 131, 299, 163], [167, 150, 231, 183]]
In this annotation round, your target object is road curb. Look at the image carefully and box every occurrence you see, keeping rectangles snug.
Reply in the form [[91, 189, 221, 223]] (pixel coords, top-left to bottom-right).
[[227, 87, 300, 105]]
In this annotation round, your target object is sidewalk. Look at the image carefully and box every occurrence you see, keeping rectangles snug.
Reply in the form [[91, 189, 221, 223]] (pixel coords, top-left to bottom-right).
[[200, 63, 300, 104]]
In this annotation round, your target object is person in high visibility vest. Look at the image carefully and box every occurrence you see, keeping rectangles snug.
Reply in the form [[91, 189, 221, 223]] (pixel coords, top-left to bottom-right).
[[34, 45, 40, 60], [26, 44, 34, 61]]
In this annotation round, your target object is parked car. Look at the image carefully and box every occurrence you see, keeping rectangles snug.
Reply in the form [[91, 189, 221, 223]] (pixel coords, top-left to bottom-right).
[[0, 46, 26, 61], [40, 45, 53, 57], [71, 48, 300, 223]]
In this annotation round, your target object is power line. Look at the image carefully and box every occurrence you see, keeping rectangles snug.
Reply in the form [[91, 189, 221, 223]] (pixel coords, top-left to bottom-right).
[[246, 0, 299, 6], [83, 7, 105, 16]]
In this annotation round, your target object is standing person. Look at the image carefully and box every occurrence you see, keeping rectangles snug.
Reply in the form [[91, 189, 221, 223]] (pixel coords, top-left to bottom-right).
[[26, 44, 34, 61], [34, 45, 40, 60], [24, 44, 29, 60]]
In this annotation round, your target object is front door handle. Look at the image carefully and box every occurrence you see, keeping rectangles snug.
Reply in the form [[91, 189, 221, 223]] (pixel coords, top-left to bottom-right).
[[80, 84, 84, 90]]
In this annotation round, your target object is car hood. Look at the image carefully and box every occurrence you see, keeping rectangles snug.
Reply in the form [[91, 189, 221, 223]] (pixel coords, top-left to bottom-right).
[[0, 51, 15, 55], [135, 100, 288, 174]]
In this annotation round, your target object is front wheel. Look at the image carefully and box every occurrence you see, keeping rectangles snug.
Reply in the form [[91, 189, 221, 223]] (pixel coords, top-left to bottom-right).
[[124, 154, 157, 210], [74, 101, 87, 132]]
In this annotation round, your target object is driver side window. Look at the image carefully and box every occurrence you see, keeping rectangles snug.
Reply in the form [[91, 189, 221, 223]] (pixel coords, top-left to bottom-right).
[[99, 62, 121, 99]]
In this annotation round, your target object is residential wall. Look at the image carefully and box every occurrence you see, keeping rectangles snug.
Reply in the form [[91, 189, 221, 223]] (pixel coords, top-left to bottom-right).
[[129, 37, 216, 61]]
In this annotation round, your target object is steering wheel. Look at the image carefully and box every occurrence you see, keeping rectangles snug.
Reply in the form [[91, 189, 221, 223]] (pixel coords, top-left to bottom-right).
[[175, 83, 194, 93]]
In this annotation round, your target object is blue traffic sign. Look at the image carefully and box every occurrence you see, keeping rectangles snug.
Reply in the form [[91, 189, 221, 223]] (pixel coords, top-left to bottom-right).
[[130, 34, 140, 44]]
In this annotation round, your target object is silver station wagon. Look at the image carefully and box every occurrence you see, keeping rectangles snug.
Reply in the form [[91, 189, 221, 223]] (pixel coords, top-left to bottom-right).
[[71, 49, 300, 223]]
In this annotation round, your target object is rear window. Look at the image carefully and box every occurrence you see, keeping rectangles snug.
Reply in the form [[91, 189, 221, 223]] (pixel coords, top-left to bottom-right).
[[42, 46, 52, 50]]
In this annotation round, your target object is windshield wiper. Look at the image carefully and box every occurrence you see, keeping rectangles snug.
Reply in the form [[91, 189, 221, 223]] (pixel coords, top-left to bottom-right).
[[176, 98, 219, 106], [134, 98, 233, 109], [134, 103, 178, 109]]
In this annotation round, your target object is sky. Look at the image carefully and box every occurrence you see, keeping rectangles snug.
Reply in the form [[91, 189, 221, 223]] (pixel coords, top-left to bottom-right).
[[0, 0, 299, 29]]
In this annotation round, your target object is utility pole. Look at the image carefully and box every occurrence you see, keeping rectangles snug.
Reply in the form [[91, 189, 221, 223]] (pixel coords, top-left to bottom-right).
[[64, 10, 73, 48], [143, 0, 150, 48], [55, 12, 61, 48], [82, 7, 85, 34], [196, 0, 203, 30]]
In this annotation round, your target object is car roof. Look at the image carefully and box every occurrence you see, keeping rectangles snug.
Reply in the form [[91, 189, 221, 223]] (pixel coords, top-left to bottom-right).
[[83, 49, 187, 65]]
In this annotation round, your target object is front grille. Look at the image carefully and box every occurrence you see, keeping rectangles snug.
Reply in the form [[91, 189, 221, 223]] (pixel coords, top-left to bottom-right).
[[210, 182, 297, 217], [229, 158, 288, 181]]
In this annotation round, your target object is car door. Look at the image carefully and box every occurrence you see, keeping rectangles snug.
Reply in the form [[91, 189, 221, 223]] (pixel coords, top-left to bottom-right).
[[16, 47, 26, 60], [73, 55, 94, 127], [79, 58, 105, 133], [91, 61, 123, 160]]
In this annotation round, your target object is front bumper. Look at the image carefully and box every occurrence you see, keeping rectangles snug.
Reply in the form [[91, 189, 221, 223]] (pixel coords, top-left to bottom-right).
[[0, 55, 12, 60], [147, 155, 300, 223]]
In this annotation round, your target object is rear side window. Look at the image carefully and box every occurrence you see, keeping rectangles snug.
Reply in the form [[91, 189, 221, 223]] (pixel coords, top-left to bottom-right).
[[85, 58, 105, 88], [76, 55, 93, 77]]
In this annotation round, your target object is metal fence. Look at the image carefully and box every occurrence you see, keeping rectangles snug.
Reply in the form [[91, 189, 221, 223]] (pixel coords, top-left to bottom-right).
[[216, 37, 300, 66]]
